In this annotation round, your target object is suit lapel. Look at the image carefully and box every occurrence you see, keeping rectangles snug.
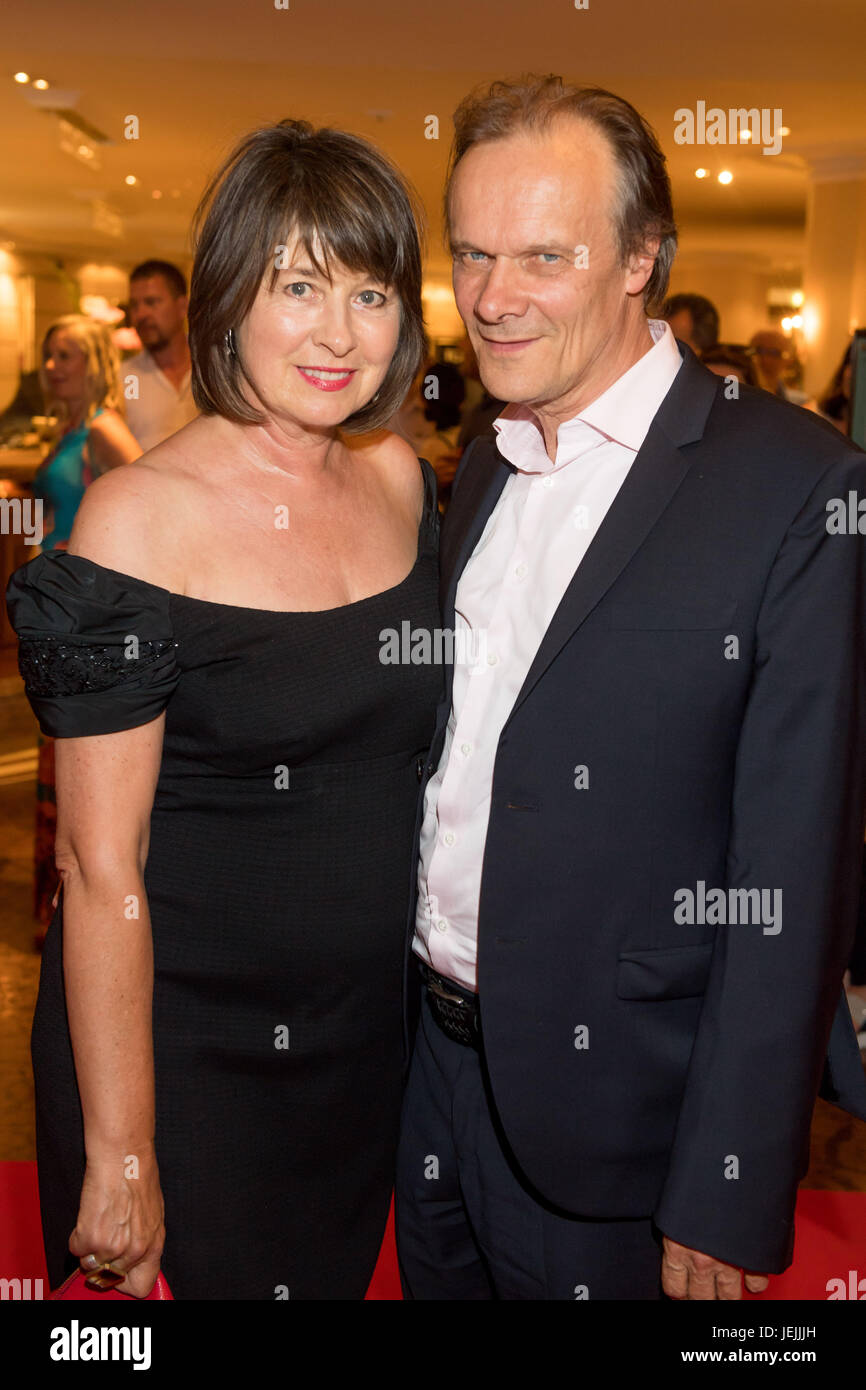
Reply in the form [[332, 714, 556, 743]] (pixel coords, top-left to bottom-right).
[[503, 429, 688, 724], [504, 346, 718, 724]]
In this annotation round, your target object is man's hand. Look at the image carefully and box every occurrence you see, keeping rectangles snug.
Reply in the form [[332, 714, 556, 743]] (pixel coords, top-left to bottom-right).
[[661, 1235, 770, 1300]]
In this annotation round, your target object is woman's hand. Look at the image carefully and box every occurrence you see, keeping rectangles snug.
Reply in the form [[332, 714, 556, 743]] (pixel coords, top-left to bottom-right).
[[68, 1143, 165, 1297]]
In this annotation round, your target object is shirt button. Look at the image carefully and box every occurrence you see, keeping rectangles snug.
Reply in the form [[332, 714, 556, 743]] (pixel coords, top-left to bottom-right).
[[542, 475, 554, 488], [435, 918, 448, 933], [487, 652, 498, 666], [443, 831, 456, 846], [514, 562, 528, 580], [461, 742, 472, 756]]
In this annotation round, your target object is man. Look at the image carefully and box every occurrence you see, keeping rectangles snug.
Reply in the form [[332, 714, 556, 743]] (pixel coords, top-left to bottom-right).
[[124, 259, 197, 451], [749, 328, 814, 408], [663, 291, 720, 355], [395, 76, 866, 1301]]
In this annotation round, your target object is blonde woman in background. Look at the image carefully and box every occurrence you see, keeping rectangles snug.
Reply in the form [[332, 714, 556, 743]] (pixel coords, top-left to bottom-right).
[[34, 314, 140, 551], [28, 315, 140, 942]]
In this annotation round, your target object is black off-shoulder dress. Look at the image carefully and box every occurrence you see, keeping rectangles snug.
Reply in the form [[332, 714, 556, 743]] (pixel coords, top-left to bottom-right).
[[5, 457, 442, 1300]]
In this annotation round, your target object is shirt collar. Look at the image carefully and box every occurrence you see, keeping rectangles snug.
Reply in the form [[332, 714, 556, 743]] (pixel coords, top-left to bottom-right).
[[492, 319, 683, 474]]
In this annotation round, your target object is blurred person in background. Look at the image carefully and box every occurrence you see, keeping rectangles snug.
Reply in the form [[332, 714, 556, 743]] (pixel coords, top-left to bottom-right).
[[748, 328, 815, 408], [823, 335, 866, 1044], [819, 336, 855, 432], [35, 315, 141, 550], [389, 353, 464, 508], [662, 292, 719, 355], [29, 314, 141, 943], [124, 259, 198, 450], [700, 344, 758, 389], [456, 330, 505, 450]]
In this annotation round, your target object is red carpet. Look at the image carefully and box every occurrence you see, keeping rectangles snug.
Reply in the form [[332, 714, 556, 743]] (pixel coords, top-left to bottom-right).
[[0, 1161, 862, 1300]]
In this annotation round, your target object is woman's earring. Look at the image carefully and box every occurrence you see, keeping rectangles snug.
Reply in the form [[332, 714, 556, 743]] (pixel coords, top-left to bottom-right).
[[371, 391, 380, 403], [225, 328, 237, 357]]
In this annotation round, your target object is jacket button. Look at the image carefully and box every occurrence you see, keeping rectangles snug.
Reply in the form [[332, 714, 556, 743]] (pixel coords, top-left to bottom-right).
[[416, 756, 424, 782]]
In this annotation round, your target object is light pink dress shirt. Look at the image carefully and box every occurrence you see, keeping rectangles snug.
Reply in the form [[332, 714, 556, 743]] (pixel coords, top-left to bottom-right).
[[413, 318, 683, 990]]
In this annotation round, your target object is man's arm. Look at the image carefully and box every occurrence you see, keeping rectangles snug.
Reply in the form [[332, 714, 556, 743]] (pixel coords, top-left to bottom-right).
[[653, 446, 866, 1282]]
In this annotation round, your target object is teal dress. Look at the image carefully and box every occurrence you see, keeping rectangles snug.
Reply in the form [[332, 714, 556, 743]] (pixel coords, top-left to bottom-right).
[[33, 409, 103, 552]]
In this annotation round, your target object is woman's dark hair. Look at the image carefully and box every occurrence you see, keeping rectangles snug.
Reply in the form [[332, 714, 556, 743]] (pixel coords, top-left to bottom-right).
[[188, 120, 426, 433], [444, 76, 677, 315], [700, 344, 758, 388], [818, 336, 855, 423]]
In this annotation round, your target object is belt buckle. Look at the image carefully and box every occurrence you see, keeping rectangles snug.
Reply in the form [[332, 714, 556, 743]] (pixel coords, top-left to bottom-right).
[[428, 976, 465, 1006]]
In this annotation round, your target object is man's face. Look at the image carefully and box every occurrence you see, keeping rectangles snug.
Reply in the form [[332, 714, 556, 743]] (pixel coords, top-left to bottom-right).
[[128, 275, 188, 352], [448, 116, 651, 421]]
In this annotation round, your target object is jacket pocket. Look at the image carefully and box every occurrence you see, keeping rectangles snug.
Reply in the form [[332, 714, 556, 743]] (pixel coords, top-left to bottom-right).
[[616, 941, 715, 1000]]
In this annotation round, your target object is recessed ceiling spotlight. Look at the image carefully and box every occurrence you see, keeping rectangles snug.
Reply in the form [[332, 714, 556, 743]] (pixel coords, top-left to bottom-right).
[[33, 78, 49, 90], [695, 167, 709, 179], [718, 170, 733, 185], [125, 175, 137, 186], [152, 189, 163, 199], [780, 126, 790, 137], [13, 72, 29, 84]]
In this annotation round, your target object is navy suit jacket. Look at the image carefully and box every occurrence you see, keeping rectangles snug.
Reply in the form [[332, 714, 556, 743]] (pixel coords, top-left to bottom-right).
[[403, 342, 866, 1274]]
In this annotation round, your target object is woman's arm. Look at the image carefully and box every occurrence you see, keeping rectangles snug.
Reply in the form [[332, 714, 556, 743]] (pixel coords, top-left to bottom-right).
[[86, 409, 142, 473], [55, 461, 177, 1295], [56, 714, 167, 1296]]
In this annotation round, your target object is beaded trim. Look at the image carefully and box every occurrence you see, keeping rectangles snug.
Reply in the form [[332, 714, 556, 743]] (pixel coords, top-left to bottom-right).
[[18, 636, 175, 697]]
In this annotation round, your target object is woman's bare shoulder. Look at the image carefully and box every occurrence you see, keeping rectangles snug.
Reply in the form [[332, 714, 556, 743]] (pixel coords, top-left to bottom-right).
[[350, 428, 425, 513], [68, 426, 210, 588]]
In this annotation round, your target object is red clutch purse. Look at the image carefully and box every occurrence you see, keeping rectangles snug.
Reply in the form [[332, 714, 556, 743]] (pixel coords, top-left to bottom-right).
[[50, 1269, 173, 1300]]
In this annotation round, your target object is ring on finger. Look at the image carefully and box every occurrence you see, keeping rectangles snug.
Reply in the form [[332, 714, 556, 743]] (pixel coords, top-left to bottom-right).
[[84, 1262, 125, 1291]]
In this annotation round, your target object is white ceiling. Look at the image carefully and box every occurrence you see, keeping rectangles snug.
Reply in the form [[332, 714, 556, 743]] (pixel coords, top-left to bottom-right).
[[1, 0, 865, 276]]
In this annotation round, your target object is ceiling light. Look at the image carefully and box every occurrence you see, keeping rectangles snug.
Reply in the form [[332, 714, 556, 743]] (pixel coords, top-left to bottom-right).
[[695, 167, 709, 178], [739, 130, 752, 142], [780, 126, 790, 137], [152, 189, 162, 199], [125, 175, 137, 186], [13, 72, 29, 84], [33, 78, 49, 90], [718, 170, 733, 185], [792, 290, 804, 307]]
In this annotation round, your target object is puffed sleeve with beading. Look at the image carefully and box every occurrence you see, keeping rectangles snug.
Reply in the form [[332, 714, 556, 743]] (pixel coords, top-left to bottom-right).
[[5, 552, 180, 737]]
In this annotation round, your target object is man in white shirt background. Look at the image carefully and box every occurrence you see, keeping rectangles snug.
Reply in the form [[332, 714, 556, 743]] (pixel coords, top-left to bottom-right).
[[395, 75, 866, 1302], [124, 259, 198, 452]]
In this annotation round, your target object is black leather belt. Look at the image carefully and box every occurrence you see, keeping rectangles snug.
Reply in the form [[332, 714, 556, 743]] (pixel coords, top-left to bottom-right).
[[419, 961, 481, 1049]]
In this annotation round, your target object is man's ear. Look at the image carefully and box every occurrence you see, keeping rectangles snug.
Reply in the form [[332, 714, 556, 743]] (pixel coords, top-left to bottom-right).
[[625, 238, 659, 297]]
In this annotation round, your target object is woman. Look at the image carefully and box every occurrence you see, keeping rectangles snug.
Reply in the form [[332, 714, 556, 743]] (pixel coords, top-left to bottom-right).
[[34, 315, 141, 550], [818, 336, 854, 432], [7, 120, 440, 1299], [30, 317, 140, 939]]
